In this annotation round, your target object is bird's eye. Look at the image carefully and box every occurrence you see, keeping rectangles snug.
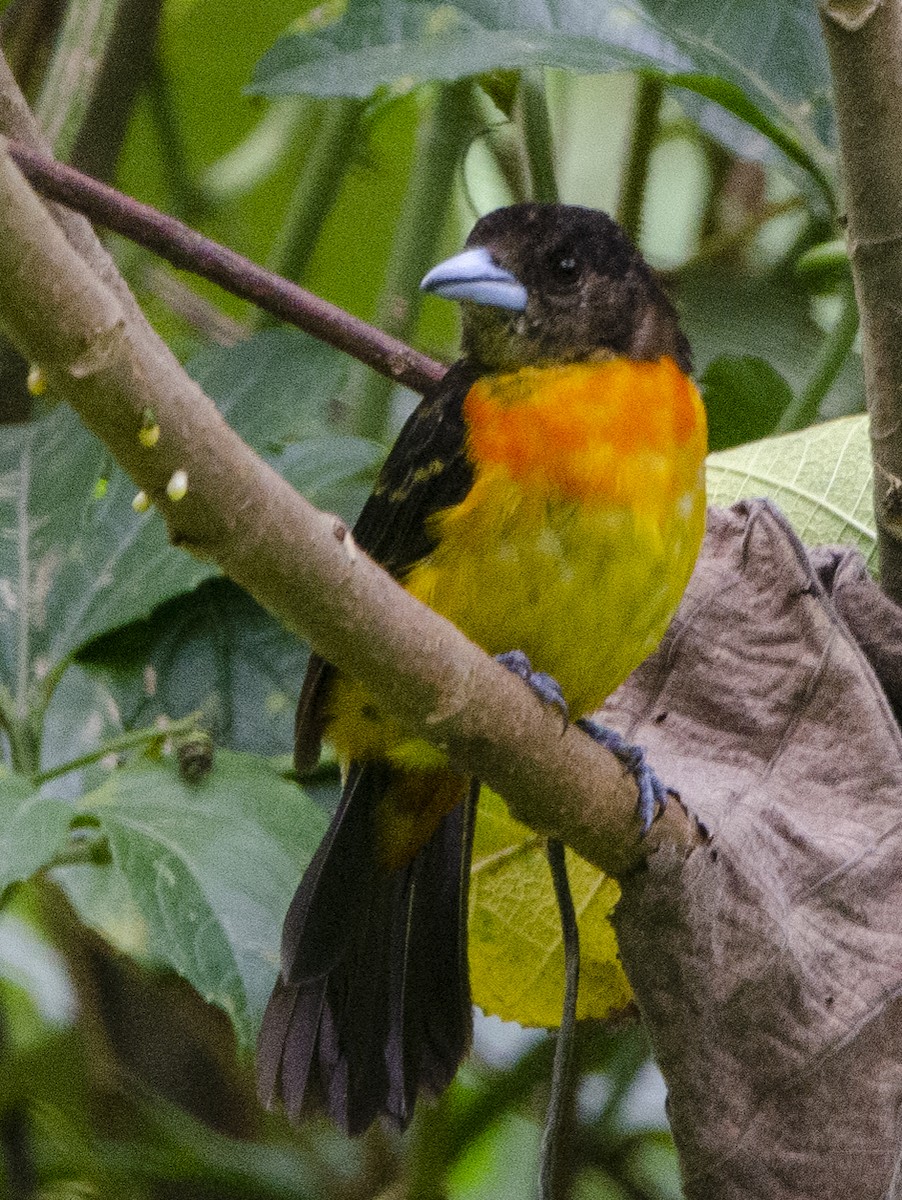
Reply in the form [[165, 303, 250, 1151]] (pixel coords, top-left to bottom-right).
[[548, 251, 580, 288]]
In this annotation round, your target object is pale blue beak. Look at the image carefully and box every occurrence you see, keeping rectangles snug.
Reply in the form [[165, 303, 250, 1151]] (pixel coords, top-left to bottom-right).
[[420, 245, 528, 312]]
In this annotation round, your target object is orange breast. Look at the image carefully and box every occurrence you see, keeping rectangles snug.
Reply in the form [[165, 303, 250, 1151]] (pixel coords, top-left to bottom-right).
[[462, 356, 705, 512]]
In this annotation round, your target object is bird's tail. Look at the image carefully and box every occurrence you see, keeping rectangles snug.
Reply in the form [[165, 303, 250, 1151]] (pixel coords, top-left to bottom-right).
[[257, 762, 476, 1135]]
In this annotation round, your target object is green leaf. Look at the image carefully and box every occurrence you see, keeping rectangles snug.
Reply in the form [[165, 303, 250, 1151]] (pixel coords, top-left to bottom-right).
[[186, 327, 353, 452], [795, 238, 851, 292], [40, 662, 124, 787], [0, 330, 376, 716], [469, 788, 631, 1028], [78, 579, 309, 757], [277, 434, 383, 514], [79, 753, 327, 1046], [0, 774, 72, 895], [187, 328, 384, 508], [707, 415, 876, 566], [250, 0, 833, 189], [0, 408, 212, 698], [669, 72, 832, 208], [701, 355, 793, 452], [644, 0, 835, 167]]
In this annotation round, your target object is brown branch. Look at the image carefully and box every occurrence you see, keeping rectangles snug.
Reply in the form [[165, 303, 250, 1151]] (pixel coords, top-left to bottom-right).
[[0, 135, 700, 878], [819, 0, 902, 601], [6, 138, 446, 395]]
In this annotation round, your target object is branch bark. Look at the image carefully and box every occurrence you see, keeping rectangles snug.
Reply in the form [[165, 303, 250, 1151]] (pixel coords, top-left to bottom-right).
[[819, 0, 902, 601]]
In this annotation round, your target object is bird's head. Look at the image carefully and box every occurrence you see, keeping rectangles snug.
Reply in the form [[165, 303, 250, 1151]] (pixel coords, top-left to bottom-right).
[[421, 202, 690, 375]]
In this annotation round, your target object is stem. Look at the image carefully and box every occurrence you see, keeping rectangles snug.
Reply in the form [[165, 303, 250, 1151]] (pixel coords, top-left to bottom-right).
[[265, 98, 363, 291], [34, 711, 202, 785], [6, 139, 445, 394], [820, 1, 902, 602], [0, 997, 36, 1199], [0, 0, 64, 99], [776, 285, 859, 433], [354, 81, 472, 441], [0, 682, 28, 772], [70, 0, 164, 184], [593, 1030, 649, 1143], [617, 75, 664, 245], [699, 135, 733, 242], [539, 837, 580, 1200], [445, 1039, 556, 1164], [33, 0, 122, 160], [518, 69, 559, 204], [145, 50, 204, 219], [660, 197, 804, 282], [15, 432, 30, 723]]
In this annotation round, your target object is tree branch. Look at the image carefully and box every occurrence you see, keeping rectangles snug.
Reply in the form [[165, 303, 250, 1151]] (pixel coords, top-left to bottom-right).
[[819, 0, 902, 601], [0, 134, 700, 879]]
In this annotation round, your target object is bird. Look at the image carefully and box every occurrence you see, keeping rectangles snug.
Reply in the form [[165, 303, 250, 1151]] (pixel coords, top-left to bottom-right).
[[256, 202, 708, 1136]]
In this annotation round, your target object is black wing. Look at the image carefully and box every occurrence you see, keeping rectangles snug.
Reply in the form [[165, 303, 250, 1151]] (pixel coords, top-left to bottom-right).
[[294, 359, 480, 771]]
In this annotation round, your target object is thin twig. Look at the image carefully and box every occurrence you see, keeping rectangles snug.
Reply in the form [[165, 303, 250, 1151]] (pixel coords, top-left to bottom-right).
[[34, 711, 203, 785], [539, 837, 580, 1200], [6, 138, 446, 395]]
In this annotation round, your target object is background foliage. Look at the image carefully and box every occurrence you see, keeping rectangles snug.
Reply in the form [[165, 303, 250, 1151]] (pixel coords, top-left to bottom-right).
[[0, 0, 869, 1196]]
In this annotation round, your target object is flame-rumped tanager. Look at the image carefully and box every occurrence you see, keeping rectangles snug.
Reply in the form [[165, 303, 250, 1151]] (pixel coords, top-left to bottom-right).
[[257, 202, 708, 1134]]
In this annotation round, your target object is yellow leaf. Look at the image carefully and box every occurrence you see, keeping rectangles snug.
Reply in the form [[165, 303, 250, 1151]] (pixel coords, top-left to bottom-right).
[[468, 787, 633, 1028]]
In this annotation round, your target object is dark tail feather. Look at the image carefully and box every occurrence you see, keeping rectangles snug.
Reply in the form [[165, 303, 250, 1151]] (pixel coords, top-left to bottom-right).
[[257, 764, 476, 1134], [388, 783, 477, 1122]]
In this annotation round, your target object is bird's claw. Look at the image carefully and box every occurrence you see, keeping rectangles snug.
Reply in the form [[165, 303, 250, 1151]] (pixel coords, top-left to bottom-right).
[[496, 650, 570, 729], [496, 652, 669, 831], [576, 718, 669, 835]]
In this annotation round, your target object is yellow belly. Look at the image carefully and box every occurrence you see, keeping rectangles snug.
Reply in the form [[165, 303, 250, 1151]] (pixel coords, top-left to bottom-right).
[[407, 470, 705, 716], [325, 466, 705, 766]]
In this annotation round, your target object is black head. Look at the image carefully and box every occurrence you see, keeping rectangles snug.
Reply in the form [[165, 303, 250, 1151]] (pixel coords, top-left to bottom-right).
[[422, 203, 690, 375]]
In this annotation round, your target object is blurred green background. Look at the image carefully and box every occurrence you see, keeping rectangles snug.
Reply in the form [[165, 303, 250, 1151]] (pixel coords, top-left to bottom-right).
[[0, 0, 869, 1196]]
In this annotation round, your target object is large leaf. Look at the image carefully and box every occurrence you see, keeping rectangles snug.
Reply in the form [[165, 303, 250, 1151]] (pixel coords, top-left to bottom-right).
[[187, 326, 353, 451], [4, 329, 376, 733], [78, 579, 309, 757], [78, 753, 327, 1046], [469, 787, 631, 1027], [0, 407, 211, 697], [707, 415, 876, 566], [0, 773, 72, 896], [40, 663, 125, 793], [186, 327, 384, 508], [250, 0, 833, 188]]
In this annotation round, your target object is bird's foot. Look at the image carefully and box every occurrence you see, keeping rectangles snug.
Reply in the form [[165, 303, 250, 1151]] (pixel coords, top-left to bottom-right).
[[496, 650, 569, 728], [496, 651, 668, 833], [576, 718, 669, 835]]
